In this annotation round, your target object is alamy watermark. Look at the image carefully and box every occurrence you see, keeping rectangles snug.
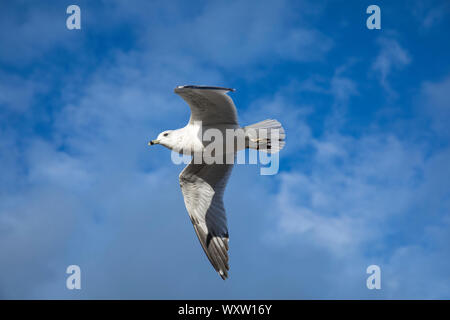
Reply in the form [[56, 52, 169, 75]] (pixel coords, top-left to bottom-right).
[[66, 5, 81, 30], [366, 265, 381, 290], [366, 5, 381, 30], [66, 265, 81, 290]]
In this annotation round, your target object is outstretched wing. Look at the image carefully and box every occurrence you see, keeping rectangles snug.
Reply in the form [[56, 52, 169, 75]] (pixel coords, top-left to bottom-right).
[[174, 85, 238, 126], [179, 160, 233, 279]]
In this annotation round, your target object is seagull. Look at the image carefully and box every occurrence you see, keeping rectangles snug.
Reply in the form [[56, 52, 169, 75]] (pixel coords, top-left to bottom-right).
[[149, 85, 285, 279]]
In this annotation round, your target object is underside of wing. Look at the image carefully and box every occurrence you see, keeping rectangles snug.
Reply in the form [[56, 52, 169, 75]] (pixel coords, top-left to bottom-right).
[[179, 160, 233, 279], [174, 85, 239, 126]]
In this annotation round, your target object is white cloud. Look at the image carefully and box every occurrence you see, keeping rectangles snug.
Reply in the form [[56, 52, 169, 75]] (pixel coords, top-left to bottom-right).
[[411, 1, 449, 30], [273, 133, 422, 248], [371, 37, 411, 97], [420, 75, 450, 136], [266, 118, 450, 297], [0, 72, 47, 112], [0, 3, 81, 66], [130, 0, 333, 69]]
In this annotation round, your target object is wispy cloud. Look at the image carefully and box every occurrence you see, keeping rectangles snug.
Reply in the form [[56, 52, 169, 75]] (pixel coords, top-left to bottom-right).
[[371, 37, 411, 98], [420, 75, 450, 136], [267, 110, 450, 297], [411, 0, 449, 30]]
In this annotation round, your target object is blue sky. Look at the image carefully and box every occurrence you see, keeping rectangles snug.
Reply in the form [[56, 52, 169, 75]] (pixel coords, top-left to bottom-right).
[[0, 0, 450, 299]]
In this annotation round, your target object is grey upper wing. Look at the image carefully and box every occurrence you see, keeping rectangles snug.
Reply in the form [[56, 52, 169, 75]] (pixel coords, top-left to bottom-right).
[[179, 160, 233, 279], [174, 85, 238, 126]]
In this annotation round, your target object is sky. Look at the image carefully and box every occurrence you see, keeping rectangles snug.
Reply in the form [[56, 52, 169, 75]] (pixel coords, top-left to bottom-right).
[[0, 0, 449, 299]]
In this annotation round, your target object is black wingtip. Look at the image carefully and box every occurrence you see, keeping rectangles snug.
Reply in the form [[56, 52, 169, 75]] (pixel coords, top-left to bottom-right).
[[219, 270, 228, 280]]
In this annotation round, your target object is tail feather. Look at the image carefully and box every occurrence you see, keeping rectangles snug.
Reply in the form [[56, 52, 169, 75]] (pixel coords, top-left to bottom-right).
[[244, 119, 286, 153]]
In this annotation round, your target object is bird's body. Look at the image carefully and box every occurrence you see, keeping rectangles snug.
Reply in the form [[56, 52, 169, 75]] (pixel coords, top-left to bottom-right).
[[149, 85, 285, 279], [160, 122, 243, 156]]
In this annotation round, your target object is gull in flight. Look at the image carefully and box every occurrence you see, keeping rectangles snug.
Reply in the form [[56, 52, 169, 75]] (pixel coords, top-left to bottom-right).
[[149, 85, 285, 279]]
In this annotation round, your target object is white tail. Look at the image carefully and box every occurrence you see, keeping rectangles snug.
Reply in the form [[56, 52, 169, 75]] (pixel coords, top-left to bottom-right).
[[244, 119, 286, 153]]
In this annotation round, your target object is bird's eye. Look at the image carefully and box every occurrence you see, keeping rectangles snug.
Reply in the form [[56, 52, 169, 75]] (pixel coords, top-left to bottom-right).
[[163, 133, 169, 137]]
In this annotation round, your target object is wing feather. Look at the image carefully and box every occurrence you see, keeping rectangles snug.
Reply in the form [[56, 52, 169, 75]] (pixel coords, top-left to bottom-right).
[[179, 160, 233, 279], [174, 85, 238, 125]]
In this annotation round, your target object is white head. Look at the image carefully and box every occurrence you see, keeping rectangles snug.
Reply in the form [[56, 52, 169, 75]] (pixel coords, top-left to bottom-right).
[[148, 130, 176, 149]]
